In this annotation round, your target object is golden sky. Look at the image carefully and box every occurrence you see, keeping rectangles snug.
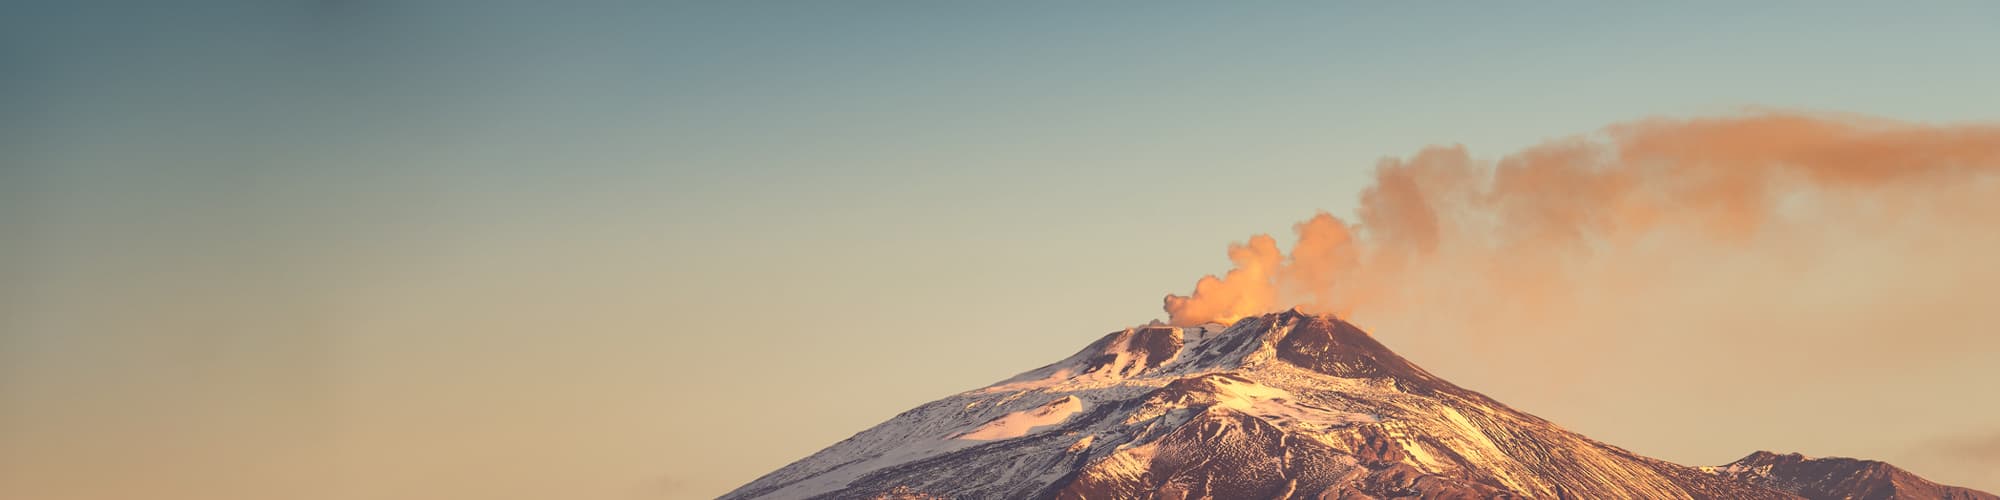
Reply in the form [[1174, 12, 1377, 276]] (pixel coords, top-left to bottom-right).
[[4, 3, 1999, 499]]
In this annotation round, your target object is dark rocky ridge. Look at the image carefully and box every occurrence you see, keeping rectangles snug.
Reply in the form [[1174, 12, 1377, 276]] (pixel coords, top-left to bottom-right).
[[1707, 451, 1998, 500]]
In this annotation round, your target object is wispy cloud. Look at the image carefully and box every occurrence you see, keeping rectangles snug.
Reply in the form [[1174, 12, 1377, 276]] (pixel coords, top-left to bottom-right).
[[1928, 430, 2000, 463]]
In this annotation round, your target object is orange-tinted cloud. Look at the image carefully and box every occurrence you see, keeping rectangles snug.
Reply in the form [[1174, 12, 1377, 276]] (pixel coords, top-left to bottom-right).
[[1162, 234, 1283, 326], [1163, 111, 2000, 326]]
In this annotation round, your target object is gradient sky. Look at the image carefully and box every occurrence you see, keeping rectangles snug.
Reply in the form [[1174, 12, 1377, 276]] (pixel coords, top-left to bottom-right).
[[4, 3, 1999, 499]]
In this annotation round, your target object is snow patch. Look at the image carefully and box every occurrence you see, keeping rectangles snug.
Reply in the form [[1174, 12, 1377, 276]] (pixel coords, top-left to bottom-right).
[[1190, 375, 1378, 430], [958, 396, 1085, 441]]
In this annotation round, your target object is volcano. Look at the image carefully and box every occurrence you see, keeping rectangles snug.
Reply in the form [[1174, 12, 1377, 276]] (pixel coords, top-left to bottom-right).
[[721, 310, 1993, 499]]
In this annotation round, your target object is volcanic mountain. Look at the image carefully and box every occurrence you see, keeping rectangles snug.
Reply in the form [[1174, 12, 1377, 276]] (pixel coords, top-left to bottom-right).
[[722, 310, 1992, 499]]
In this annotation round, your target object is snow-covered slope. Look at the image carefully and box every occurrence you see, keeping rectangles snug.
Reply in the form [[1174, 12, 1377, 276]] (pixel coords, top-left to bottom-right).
[[721, 310, 1990, 500]]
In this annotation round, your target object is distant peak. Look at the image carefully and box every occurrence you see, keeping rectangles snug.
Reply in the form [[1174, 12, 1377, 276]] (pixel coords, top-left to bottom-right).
[[1711, 450, 1993, 500]]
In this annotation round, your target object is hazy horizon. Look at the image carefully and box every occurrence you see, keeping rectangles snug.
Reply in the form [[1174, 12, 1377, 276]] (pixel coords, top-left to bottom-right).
[[4, 3, 1998, 499]]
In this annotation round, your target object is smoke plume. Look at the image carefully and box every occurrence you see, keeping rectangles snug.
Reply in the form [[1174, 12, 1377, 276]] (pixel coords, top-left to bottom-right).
[[1164, 112, 2000, 327]]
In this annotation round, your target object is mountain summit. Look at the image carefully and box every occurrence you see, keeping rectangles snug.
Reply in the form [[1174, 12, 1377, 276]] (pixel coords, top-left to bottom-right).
[[722, 311, 1992, 499]]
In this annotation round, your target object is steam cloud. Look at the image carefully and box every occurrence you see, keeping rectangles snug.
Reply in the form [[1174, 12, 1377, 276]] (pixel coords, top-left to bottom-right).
[[1164, 112, 2000, 326]]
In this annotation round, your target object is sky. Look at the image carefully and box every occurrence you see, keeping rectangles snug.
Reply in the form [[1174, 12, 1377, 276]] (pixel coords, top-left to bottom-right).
[[3, 2, 1998, 499]]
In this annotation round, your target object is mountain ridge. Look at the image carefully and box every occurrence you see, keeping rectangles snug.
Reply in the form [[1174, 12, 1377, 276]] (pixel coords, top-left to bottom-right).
[[1703, 451, 1997, 500]]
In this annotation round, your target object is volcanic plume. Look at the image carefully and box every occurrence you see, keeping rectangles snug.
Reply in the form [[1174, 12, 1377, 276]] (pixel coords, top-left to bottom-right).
[[1163, 112, 2000, 326]]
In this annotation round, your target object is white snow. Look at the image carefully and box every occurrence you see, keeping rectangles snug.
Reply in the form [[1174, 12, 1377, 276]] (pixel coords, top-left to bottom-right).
[[957, 396, 1085, 441]]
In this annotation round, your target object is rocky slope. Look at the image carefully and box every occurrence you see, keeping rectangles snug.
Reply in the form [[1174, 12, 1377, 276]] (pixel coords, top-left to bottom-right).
[[722, 310, 1992, 499]]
